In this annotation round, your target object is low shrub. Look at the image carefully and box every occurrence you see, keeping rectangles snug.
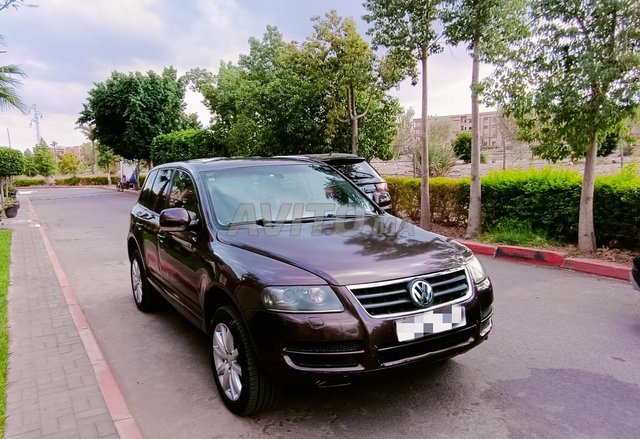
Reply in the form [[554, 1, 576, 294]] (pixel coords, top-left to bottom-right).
[[594, 165, 640, 248], [481, 168, 582, 243], [14, 177, 46, 187], [387, 166, 640, 249], [386, 176, 469, 227], [55, 176, 110, 186]]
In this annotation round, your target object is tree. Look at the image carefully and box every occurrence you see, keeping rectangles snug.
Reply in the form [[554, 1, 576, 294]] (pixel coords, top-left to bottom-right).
[[305, 11, 394, 155], [452, 131, 473, 162], [22, 148, 37, 176], [494, 0, 640, 251], [96, 144, 119, 185], [0, 146, 23, 204], [441, 0, 529, 238], [192, 26, 399, 159], [78, 67, 189, 164], [32, 140, 56, 177], [76, 123, 98, 174], [0, 0, 32, 12], [151, 129, 224, 165], [392, 107, 417, 158], [58, 153, 80, 176], [0, 65, 26, 111], [414, 119, 457, 177], [364, 0, 443, 230], [1, 1, 31, 111]]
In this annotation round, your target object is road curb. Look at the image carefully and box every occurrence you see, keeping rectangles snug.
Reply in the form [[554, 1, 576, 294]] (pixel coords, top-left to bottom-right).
[[495, 245, 566, 265], [459, 240, 630, 282], [561, 257, 630, 281]]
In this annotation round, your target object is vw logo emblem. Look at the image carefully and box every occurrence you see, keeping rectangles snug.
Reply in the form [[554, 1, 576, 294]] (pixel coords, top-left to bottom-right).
[[408, 279, 434, 307]]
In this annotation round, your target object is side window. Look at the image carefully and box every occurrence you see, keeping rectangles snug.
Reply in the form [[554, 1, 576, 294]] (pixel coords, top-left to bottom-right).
[[139, 170, 158, 209], [149, 169, 174, 213], [168, 170, 199, 220]]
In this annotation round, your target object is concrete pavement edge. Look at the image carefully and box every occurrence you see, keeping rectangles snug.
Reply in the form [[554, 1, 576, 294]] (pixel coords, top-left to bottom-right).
[[459, 240, 631, 281]]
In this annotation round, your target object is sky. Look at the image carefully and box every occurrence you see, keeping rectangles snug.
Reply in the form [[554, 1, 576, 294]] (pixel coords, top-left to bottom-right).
[[0, 0, 489, 151]]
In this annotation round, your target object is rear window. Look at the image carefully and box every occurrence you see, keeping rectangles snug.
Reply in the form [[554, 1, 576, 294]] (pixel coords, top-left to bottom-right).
[[326, 160, 381, 181]]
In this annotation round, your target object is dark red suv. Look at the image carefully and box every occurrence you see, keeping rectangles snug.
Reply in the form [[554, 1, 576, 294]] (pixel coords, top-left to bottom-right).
[[127, 157, 493, 415]]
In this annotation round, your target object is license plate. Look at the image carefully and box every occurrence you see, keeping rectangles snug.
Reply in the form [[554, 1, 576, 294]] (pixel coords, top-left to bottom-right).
[[395, 305, 466, 342]]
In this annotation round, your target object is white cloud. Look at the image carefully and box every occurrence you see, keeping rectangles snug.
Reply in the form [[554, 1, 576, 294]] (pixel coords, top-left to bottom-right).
[[0, 0, 497, 152]]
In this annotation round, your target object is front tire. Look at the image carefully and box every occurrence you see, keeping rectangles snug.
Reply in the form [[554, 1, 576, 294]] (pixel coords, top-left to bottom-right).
[[210, 305, 279, 415], [130, 250, 156, 312]]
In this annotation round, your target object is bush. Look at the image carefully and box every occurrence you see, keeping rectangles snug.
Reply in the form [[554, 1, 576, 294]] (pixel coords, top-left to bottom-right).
[[151, 129, 225, 165], [482, 168, 582, 242], [594, 165, 640, 248], [387, 166, 640, 249], [386, 176, 469, 227], [0, 147, 24, 177], [55, 176, 110, 186], [14, 177, 46, 187], [452, 132, 472, 162]]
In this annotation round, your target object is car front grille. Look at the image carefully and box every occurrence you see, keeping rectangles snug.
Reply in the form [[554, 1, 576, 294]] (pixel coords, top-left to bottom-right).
[[377, 326, 475, 365], [348, 268, 470, 317]]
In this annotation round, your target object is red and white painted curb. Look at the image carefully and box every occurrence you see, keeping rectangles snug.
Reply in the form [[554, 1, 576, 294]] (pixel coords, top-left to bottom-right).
[[25, 197, 144, 439], [460, 240, 631, 281]]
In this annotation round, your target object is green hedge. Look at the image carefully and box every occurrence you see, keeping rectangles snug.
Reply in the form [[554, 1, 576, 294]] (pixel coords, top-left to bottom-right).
[[55, 176, 110, 186], [594, 167, 640, 248], [15, 176, 127, 187], [13, 177, 46, 187], [386, 166, 640, 249], [386, 176, 469, 227], [481, 168, 583, 242]]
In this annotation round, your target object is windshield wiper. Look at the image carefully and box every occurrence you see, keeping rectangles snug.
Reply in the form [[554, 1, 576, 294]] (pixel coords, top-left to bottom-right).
[[227, 218, 277, 227], [291, 213, 377, 223]]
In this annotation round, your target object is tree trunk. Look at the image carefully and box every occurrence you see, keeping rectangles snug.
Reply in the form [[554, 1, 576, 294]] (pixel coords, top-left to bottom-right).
[[106, 165, 112, 186], [466, 39, 482, 238], [419, 50, 431, 230], [91, 140, 98, 174], [578, 134, 598, 251], [351, 115, 359, 155]]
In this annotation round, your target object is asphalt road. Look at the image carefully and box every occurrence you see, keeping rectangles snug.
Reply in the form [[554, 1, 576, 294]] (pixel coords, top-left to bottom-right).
[[22, 187, 640, 439]]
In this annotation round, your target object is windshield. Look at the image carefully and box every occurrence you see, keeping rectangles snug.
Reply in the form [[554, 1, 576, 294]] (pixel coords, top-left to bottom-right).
[[202, 163, 378, 226]]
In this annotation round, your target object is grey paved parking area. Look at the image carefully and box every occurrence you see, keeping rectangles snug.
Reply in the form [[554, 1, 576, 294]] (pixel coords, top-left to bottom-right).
[[4, 206, 119, 439]]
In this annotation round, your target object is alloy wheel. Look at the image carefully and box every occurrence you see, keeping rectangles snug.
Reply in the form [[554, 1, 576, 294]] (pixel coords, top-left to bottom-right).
[[212, 323, 242, 401]]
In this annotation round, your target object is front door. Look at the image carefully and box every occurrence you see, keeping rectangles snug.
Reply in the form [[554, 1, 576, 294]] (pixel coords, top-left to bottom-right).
[[157, 169, 206, 318]]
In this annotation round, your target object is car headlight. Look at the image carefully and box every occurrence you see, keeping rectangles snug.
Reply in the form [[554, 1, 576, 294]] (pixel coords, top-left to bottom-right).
[[466, 255, 487, 284], [262, 286, 344, 313]]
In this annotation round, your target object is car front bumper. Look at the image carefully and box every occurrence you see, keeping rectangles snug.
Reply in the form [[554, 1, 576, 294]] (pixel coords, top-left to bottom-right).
[[246, 280, 493, 384]]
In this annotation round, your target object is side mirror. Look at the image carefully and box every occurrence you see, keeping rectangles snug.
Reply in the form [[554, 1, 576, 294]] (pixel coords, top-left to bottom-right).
[[159, 208, 190, 232]]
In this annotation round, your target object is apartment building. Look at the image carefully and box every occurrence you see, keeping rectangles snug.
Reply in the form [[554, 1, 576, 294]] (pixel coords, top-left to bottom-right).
[[413, 111, 504, 150]]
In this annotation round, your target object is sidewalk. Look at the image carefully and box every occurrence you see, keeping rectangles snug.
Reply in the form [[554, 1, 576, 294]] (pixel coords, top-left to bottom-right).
[[3, 205, 120, 438]]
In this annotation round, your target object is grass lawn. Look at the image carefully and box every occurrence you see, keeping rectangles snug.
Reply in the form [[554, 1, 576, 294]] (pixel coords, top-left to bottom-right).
[[0, 229, 11, 437]]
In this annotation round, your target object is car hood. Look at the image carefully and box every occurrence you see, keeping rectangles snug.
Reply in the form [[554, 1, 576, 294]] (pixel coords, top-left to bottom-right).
[[216, 215, 467, 285]]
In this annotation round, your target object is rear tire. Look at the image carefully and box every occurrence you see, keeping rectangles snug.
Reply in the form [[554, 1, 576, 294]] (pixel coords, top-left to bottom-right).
[[209, 305, 280, 415], [130, 250, 156, 312]]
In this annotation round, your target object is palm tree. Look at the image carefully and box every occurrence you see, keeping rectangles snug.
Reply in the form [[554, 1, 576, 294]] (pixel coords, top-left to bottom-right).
[[0, 64, 26, 111]]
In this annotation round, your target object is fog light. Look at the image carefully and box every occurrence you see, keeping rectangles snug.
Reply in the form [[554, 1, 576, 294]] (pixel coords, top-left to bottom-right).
[[480, 317, 493, 337]]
